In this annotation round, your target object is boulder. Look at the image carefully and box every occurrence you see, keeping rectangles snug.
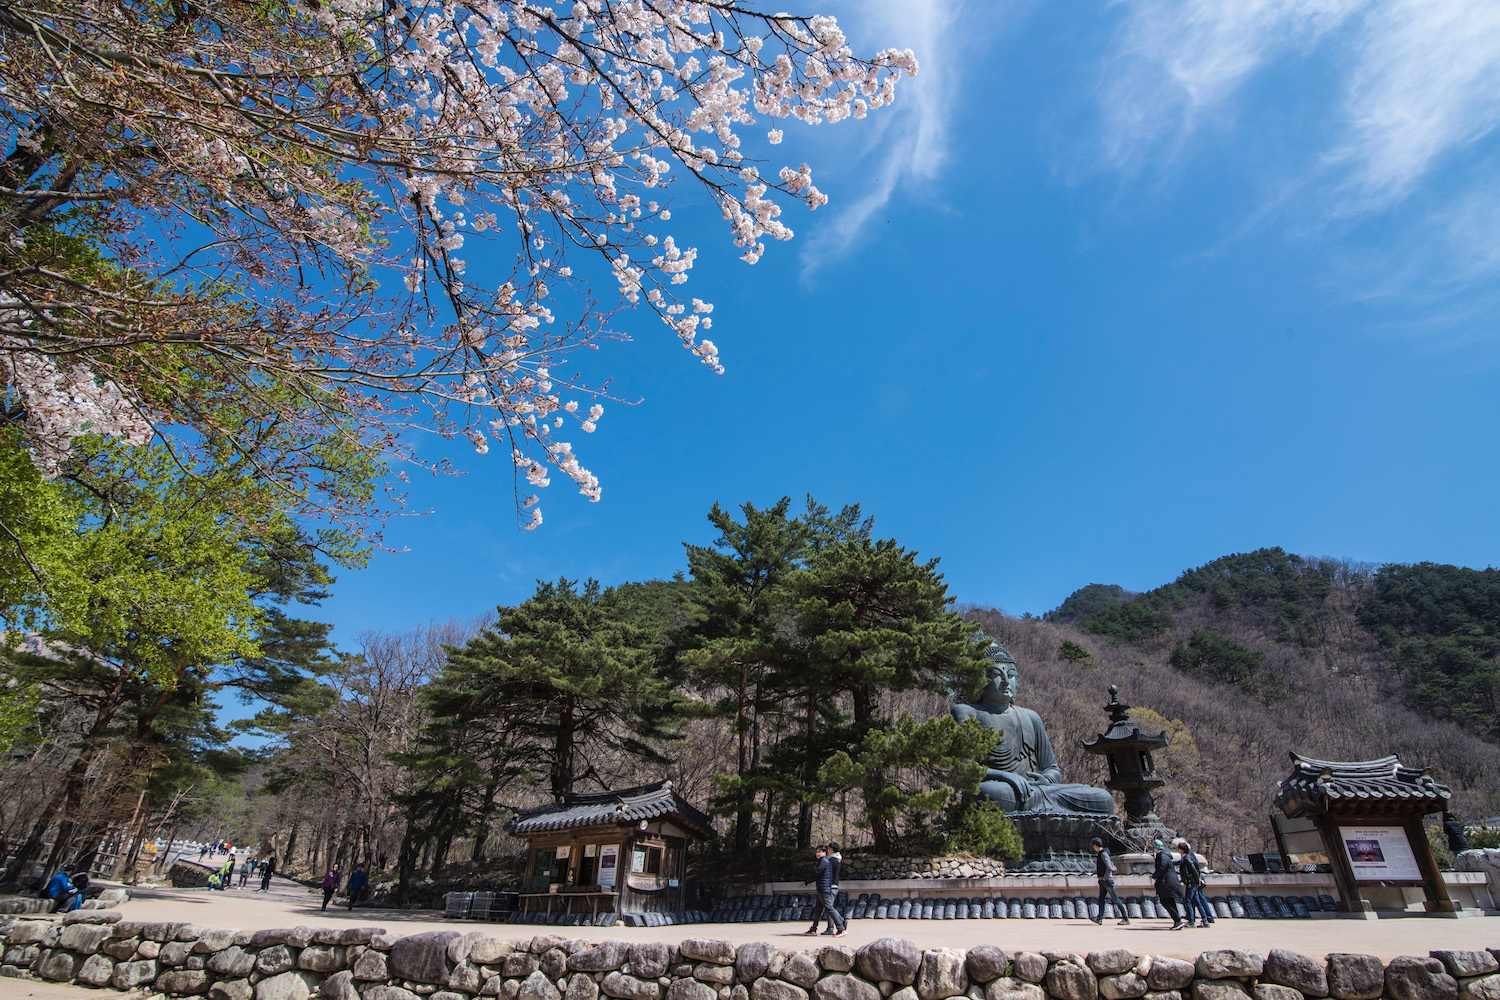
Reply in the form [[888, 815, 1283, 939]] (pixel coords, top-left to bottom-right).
[[211, 981, 255, 1000], [1146, 965, 1194, 995], [281, 927, 318, 948], [391, 931, 461, 984], [965, 948, 1008, 986], [139, 940, 161, 959], [670, 981, 721, 1000], [36, 949, 80, 982], [103, 936, 140, 960], [817, 974, 882, 1000], [1046, 963, 1099, 1000], [541, 948, 569, 980], [257, 970, 313, 1000], [506, 953, 542, 978], [700, 963, 738, 985], [365, 988, 423, 1000], [76, 953, 116, 986], [161, 940, 196, 966], [783, 955, 821, 990], [1460, 977, 1500, 1000], [894, 988, 919, 1000], [1437, 956, 1500, 980], [3, 944, 38, 967], [753, 980, 810, 1000], [737, 943, 777, 983], [1327, 955, 1384, 1000], [1252, 988, 1302, 1000], [113, 959, 159, 989], [472, 939, 518, 965], [1386, 957, 1458, 1000], [450, 959, 484, 993], [1100, 975, 1148, 1000], [918, 949, 970, 1000], [141, 922, 180, 942], [1191, 983, 1250, 1000], [520, 970, 563, 1000], [209, 946, 258, 977], [158, 968, 214, 994], [1091, 954, 1140, 977], [300, 943, 346, 973], [1013, 956, 1048, 986], [449, 932, 490, 964], [985, 978, 1045, 1000], [856, 939, 923, 987], [1264, 952, 1327, 998], [62, 909, 123, 925], [1196, 953, 1263, 981], [315, 927, 385, 947], [258, 945, 297, 975], [569, 973, 602, 1000], [821, 948, 857, 975], [195, 928, 241, 953], [573, 941, 632, 973], [355, 948, 391, 981], [527, 935, 570, 954], [603, 971, 663, 1000], [59, 922, 114, 954], [176, 923, 210, 941], [682, 940, 738, 966], [1146, 993, 1182, 1000], [632, 943, 673, 979], [6, 920, 50, 946]]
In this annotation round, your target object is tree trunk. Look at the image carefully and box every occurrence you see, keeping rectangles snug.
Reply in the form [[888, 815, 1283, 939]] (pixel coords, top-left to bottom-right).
[[797, 692, 816, 850]]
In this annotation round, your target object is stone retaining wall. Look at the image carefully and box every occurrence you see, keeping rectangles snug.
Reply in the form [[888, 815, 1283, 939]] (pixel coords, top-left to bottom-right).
[[840, 857, 1007, 880], [0, 912, 1494, 1000]]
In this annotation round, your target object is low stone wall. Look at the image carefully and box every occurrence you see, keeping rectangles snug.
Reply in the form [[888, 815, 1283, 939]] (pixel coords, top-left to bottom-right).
[[840, 857, 1006, 880], [0, 912, 1494, 1000]]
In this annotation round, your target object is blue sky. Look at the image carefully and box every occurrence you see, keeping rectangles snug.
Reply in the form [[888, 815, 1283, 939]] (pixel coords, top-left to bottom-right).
[[309, 0, 1500, 649]]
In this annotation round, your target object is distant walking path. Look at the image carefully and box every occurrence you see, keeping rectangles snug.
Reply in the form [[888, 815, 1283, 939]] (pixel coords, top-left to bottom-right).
[[98, 878, 1499, 962]]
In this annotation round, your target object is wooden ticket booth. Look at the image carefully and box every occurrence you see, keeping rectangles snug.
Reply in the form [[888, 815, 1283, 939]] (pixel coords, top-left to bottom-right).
[[1273, 752, 1457, 916], [505, 780, 713, 926]]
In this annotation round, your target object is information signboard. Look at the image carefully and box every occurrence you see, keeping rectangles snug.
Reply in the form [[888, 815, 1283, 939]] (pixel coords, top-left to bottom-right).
[[597, 845, 618, 889], [1339, 825, 1422, 881]]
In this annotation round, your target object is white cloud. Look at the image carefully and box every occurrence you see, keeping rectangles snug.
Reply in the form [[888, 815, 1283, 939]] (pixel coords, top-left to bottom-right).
[[798, 0, 971, 275]]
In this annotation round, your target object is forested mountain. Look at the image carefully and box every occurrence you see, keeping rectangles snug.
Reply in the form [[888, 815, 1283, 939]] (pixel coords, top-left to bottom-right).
[[967, 548, 1500, 863]]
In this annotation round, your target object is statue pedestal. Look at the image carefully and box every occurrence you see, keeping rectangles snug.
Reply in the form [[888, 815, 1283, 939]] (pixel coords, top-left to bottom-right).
[[1009, 811, 1127, 873]]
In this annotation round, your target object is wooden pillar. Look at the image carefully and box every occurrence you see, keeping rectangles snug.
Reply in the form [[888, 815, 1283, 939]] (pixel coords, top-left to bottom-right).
[[1316, 814, 1365, 914], [1401, 813, 1456, 914]]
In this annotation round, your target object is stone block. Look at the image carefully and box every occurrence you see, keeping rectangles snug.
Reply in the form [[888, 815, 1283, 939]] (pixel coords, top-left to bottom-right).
[[103, 936, 140, 960], [1100, 974, 1148, 1000], [541, 949, 568, 980], [1264, 951, 1326, 998], [918, 949, 970, 1000], [783, 955, 821, 990], [820, 948, 857, 975], [1252, 986, 1303, 1000], [258, 945, 296, 975], [256, 970, 313, 1000], [752, 980, 810, 1000], [1437, 956, 1500, 980], [36, 948, 80, 982], [139, 940, 161, 959], [209, 945, 258, 977], [856, 939, 924, 987], [700, 963, 738, 985], [471, 939, 518, 965], [195, 928, 241, 953], [113, 959, 159, 989], [391, 931, 461, 984], [630, 943, 673, 980], [817, 974, 882, 1000], [1046, 963, 1098, 1000], [1012, 956, 1048, 986], [681, 940, 738, 966], [177, 923, 209, 941], [211, 979, 256, 1000], [4, 944, 38, 966], [62, 908, 123, 925], [671, 981, 721, 1000], [450, 959, 484, 993], [604, 971, 663, 1000], [965, 948, 1008, 987], [1191, 982, 1250, 1000], [520, 970, 563, 1000], [158, 968, 214, 994], [365, 988, 423, 1000], [1326, 955, 1383, 1000], [573, 941, 631, 973], [76, 953, 116, 986], [985, 978, 1044, 1000], [1147, 965, 1196, 995], [355, 949, 391, 981], [1460, 976, 1500, 1000], [1386, 957, 1458, 1000], [569, 973, 602, 1000], [58, 922, 114, 954], [1090, 954, 1140, 977], [530, 936, 571, 955], [299, 943, 346, 973], [1195, 953, 1263, 981], [6, 920, 50, 945], [506, 953, 542, 978], [736, 943, 776, 983]]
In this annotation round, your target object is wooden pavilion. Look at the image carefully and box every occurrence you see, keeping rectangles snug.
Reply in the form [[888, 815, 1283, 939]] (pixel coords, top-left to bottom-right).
[[1273, 752, 1456, 916], [504, 780, 714, 925]]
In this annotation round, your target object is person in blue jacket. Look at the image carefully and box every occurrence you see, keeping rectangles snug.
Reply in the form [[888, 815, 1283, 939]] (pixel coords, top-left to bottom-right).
[[43, 867, 81, 912]]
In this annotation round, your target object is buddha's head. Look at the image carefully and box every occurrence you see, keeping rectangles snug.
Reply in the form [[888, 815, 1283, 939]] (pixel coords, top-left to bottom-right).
[[980, 640, 1019, 709]]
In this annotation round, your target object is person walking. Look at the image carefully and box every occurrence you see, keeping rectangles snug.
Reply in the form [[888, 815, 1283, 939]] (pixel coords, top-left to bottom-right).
[[259, 855, 277, 892], [1089, 838, 1129, 925], [238, 862, 251, 888], [218, 858, 233, 890], [801, 846, 846, 937], [826, 841, 846, 930], [1174, 838, 1214, 928], [1152, 838, 1186, 930], [347, 865, 369, 910], [321, 866, 341, 910]]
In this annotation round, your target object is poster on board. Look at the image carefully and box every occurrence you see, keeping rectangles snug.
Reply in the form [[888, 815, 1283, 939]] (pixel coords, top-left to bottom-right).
[[598, 845, 618, 889], [1339, 825, 1422, 881]]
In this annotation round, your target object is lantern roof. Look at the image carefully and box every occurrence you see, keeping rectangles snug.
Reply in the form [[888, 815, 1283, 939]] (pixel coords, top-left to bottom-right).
[[1080, 685, 1170, 753]]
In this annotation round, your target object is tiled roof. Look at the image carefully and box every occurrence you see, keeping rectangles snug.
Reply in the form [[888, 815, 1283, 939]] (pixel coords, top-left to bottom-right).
[[1273, 752, 1451, 817], [505, 780, 714, 838]]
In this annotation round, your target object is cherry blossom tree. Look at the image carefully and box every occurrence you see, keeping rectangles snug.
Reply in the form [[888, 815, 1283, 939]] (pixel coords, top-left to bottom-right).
[[0, 0, 916, 530]]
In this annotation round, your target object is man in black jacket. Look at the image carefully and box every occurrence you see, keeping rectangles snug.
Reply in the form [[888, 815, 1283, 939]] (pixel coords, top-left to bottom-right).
[[1090, 838, 1129, 925], [802, 846, 846, 937], [1152, 838, 1186, 930]]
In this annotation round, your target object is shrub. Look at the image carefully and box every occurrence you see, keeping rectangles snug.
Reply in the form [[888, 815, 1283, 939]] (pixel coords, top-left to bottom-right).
[[944, 798, 1024, 865]]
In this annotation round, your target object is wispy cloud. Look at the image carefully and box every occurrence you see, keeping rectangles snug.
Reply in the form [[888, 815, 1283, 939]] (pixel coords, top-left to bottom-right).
[[798, 0, 972, 276]]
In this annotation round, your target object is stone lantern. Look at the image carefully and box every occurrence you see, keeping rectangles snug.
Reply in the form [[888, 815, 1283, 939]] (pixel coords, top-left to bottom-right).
[[1081, 685, 1173, 841]]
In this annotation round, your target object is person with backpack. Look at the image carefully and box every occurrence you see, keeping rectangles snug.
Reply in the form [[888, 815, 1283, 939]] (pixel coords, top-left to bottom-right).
[[1089, 837, 1129, 925], [42, 867, 81, 912], [1174, 838, 1215, 928]]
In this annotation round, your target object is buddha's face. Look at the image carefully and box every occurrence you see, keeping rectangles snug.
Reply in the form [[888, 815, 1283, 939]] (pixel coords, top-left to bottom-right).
[[982, 659, 1019, 707]]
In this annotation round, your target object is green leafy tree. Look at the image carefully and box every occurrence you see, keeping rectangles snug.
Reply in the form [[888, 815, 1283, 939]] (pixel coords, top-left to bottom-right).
[[819, 714, 999, 854], [944, 798, 1024, 864], [1058, 640, 1093, 668]]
